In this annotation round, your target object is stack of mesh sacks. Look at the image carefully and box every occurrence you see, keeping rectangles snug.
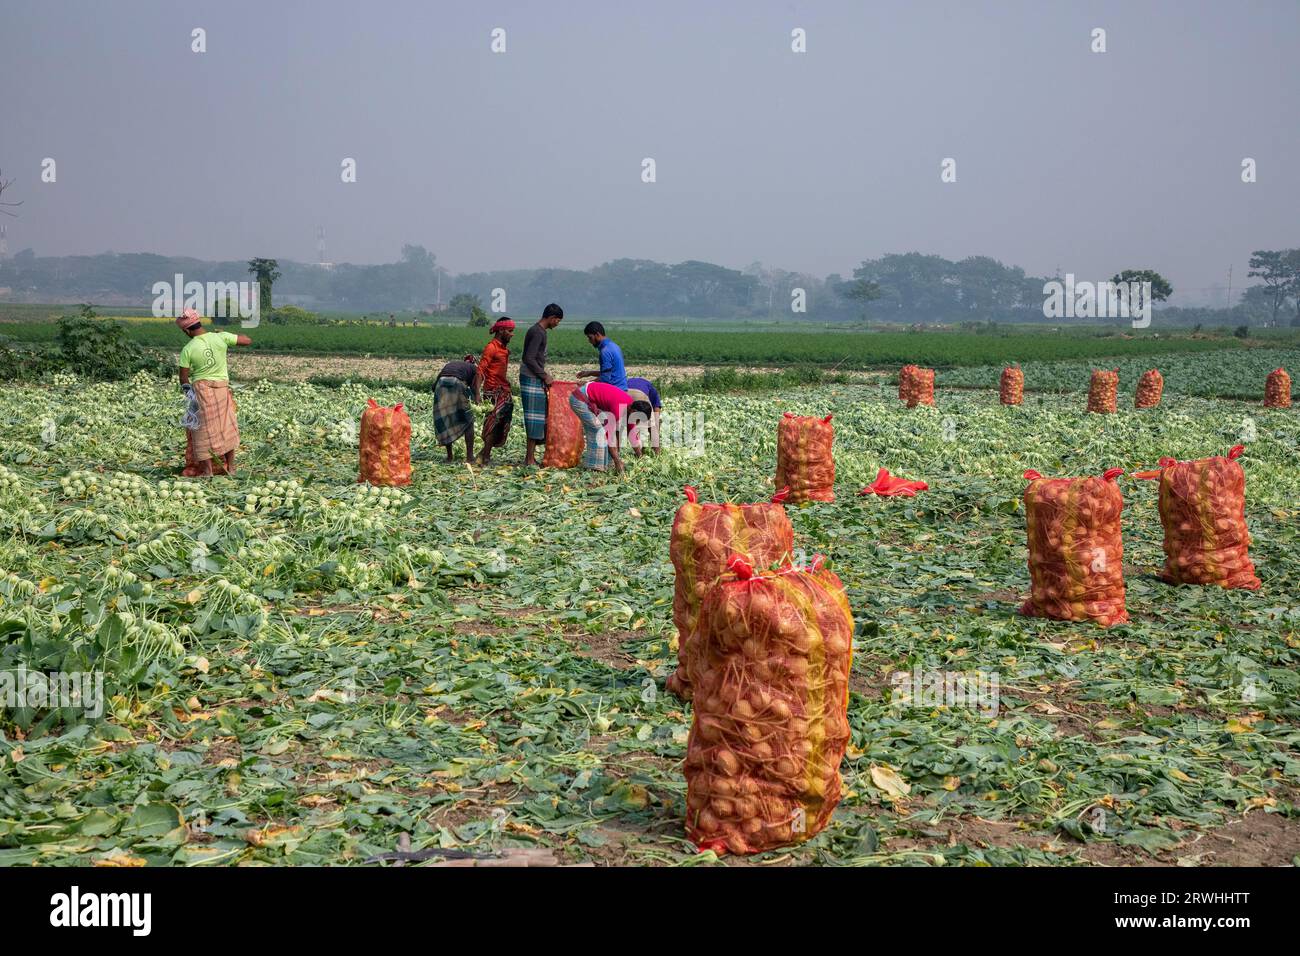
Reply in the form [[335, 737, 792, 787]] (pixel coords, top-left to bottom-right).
[[666, 486, 794, 700], [1087, 369, 1119, 414], [358, 399, 412, 486], [684, 555, 853, 855], [1135, 369, 1163, 409], [774, 413, 835, 502], [1264, 368, 1291, 409], [1020, 467, 1128, 626], [899, 365, 935, 407], [1155, 445, 1260, 589], [999, 366, 1024, 406]]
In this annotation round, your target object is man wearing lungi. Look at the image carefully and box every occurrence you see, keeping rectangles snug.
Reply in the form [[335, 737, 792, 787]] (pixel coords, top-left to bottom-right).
[[476, 317, 515, 465], [520, 303, 564, 469], [177, 308, 250, 477], [434, 355, 482, 463]]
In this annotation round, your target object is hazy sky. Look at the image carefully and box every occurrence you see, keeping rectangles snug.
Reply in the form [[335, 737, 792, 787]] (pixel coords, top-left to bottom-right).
[[3, 0, 1297, 304]]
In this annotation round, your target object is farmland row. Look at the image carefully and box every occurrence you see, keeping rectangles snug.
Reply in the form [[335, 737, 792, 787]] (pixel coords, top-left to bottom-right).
[[0, 319, 1282, 369]]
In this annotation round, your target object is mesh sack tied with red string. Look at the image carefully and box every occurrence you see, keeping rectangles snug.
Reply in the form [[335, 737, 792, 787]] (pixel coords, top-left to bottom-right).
[[666, 486, 795, 700], [774, 412, 835, 502], [358, 399, 412, 486], [1087, 369, 1119, 414], [1135, 369, 1163, 408], [1155, 445, 1260, 590], [1020, 467, 1128, 626], [684, 555, 854, 855], [1264, 368, 1292, 409], [999, 366, 1024, 406], [541, 381, 585, 468]]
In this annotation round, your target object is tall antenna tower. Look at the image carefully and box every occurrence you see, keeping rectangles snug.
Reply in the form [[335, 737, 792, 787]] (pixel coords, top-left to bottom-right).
[[316, 226, 326, 265], [1226, 265, 1233, 308], [0, 225, 8, 259]]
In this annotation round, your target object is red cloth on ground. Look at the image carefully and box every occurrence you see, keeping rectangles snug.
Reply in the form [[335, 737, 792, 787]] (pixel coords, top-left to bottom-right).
[[857, 468, 928, 497]]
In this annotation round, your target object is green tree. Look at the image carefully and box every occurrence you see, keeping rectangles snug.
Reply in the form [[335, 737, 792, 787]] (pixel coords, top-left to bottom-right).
[[449, 292, 489, 327], [247, 258, 282, 312], [1110, 269, 1173, 319], [1247, 249, 1300, 327]]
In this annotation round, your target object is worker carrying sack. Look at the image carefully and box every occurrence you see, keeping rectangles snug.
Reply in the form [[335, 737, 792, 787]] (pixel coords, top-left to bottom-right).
[[1087, 369, 1119, 414], [1020, 467, 1128, 626], [775, 412, 835, 503], [1135, 369, 1163, 409], [667, 486, 794, 700], [684, 555, 853, 855], [358, 399, 411, 486], [1000, 366, 1024, 406], [1154, 444, 1260, 590], [542, 381, 585, 468]]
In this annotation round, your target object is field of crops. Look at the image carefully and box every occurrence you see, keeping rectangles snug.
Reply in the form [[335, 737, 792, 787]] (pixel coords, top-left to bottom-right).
[[943, 348, 1300, 400], [0, 367, 1297, 867], [2, 317, 1287, 370]]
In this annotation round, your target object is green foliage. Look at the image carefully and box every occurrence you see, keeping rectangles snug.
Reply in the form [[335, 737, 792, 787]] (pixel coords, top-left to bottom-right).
[[2, 321, 1285, 370], [53, 307, 163, 381], [0, 375, 1296, 865], [448, 292, 490, 327], [265, 305, 328, 326], [247, 258, 282, 311]]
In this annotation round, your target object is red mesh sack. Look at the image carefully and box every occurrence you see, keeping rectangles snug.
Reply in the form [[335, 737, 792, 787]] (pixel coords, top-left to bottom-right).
[[542, 381, 585, 468], [666, 486, 794, 700], [1135, 369, 1163, 409], [999, 366, 1024, 406], [684, 555, 854, 855], [1020, 467, 1128, 626], [182, 430, 227, 477], [774, 412, 835, 502], [1156, 445, 1260, 590], [899, 365, 935, 407], [358, 399, 411, 486], [1264, 368, 1291, 409], [1087, 369, 1118, 414]]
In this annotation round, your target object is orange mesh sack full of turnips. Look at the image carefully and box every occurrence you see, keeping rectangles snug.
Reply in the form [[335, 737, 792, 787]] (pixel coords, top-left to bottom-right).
[[1135, 369, 1163, 408], [899, 365, 936, 407], [666, 486, 795, 700], [774, 412, 835, 502], [684, 555, 854, 856], [1264, 368, 1292, 409], [1154, 445, 1260, 590], [1087, 369, 1119, 414], [541, 381, 584, 468], [358, 399, 412, 486], [999, 366, 1024, 405], [1020, 467, 1128, 626]]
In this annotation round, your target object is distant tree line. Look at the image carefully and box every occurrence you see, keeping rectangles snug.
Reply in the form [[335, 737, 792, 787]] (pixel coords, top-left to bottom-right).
[[3, 245, 1297, 326]]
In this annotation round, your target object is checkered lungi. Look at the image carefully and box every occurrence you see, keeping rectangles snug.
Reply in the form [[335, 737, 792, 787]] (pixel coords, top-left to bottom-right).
[[433, 376, 473, 446], [187, 379, 240, 461], [520, 374, 547, 441], [568, 390, 611, 471]]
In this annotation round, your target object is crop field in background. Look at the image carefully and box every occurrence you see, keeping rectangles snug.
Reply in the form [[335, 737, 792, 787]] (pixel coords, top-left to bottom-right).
[[2, 315, 1292, 371], [0, 372, 1297, 866]]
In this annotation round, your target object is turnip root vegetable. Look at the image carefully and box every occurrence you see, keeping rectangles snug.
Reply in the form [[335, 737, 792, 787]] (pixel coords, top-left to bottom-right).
[[667, 486, 793, 700], [685, 556, 853, 855], [1155, 446, 1260, 590], [1021, 467, 1128, 626]]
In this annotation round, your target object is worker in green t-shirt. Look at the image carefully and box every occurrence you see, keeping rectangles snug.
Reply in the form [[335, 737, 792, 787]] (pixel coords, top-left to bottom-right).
[[176, 309, 251, 476]]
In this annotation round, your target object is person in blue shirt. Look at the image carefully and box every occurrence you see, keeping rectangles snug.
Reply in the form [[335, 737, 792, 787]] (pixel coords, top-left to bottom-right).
[[578, 321, 628, 392]]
